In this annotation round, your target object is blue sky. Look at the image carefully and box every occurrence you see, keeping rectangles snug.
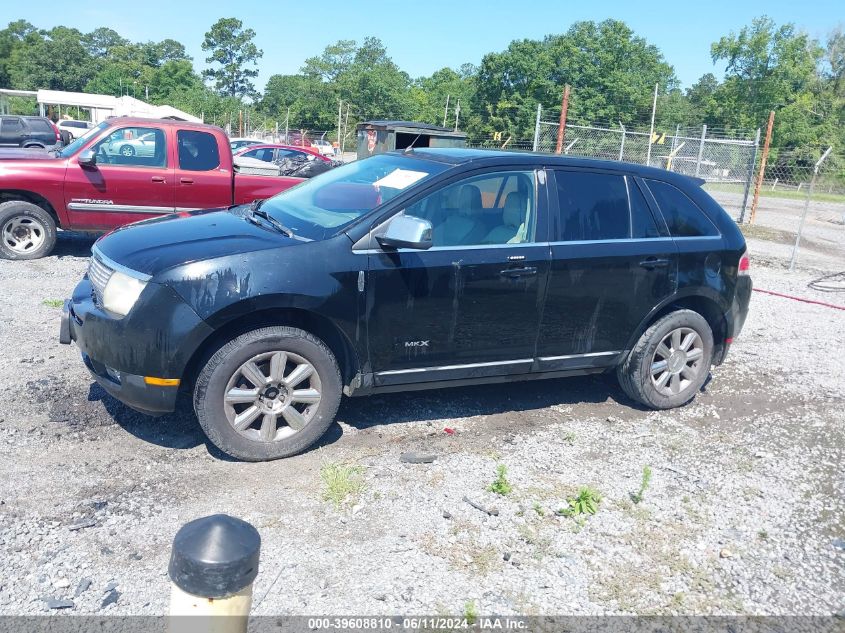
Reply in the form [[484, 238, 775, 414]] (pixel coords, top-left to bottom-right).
[[10, 0, 844, 90]]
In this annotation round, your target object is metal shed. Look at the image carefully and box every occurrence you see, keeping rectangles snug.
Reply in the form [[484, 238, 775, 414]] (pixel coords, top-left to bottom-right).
[[356, 120, 466, 160]]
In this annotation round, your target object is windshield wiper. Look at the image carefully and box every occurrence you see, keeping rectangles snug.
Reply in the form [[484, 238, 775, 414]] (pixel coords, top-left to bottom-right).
[[248, 200, 294, 237]]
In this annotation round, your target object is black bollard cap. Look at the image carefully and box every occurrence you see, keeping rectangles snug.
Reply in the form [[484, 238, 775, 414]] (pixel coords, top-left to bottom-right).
[[169, 514, 261, 598]]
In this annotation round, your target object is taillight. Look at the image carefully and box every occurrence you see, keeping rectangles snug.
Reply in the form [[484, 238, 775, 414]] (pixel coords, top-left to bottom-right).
[[52, 123, 61, 141], [738, 251, 750, 275]]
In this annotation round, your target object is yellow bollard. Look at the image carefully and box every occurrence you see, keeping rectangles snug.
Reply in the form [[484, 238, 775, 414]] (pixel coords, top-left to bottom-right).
[[168, 514, 261, 633]]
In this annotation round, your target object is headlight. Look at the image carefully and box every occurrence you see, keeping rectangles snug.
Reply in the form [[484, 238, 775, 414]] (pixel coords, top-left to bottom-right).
[[102, 270, 147, 316]]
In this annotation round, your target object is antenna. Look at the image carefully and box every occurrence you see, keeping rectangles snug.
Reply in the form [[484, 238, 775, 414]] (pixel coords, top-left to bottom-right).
[[403, 133, 423, 154]]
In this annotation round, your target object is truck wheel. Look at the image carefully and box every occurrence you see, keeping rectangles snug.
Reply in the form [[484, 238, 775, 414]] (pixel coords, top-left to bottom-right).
[[193, 326, 342, 461], [617, 309, 713, 410], [0, 201, 58, 260]]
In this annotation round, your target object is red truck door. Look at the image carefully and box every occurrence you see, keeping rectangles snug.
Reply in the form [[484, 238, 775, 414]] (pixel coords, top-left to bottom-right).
[[174, 129, 233, 210], [63, 123, 175, 230]]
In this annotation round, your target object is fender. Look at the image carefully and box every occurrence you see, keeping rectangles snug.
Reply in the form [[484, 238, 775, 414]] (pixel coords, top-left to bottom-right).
[[622, 286, 729, 354]]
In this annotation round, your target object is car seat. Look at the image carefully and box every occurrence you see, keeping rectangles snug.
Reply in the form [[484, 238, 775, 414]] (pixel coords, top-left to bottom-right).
[[482, 192, 529, 244], [432, 184, 486, 246]]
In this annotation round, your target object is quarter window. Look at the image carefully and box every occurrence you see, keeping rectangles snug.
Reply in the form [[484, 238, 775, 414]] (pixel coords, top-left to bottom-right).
[[92, 127, 167, 168], [554, 171, 630, 241], [406, 171, 537, 247], [178, 130, 220, 171], [645, 179, 719, 237]]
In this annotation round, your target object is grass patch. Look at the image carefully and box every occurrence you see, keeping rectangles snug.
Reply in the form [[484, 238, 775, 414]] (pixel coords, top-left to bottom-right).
[[631, 465, 652, 504], [320, 462, 365, 509], [705, 182, 845, 204], [43, 299, 64, 308], [557, 487, 602, 517], [463, 601, 477, 625], [487, 464, 512, 496]]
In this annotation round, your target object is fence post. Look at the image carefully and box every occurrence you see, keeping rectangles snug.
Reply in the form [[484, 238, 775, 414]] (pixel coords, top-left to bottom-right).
[[789, 147, 833, 271], [749, 111, 775, 224], [532, 103, 542, 152], [555, 85, 570, 154], [738, 128, 761, 223], [168, 514, 261, 633], [646, 83, 658, 167], [618, 122, 626, 161], [694, 125, 707, 177]]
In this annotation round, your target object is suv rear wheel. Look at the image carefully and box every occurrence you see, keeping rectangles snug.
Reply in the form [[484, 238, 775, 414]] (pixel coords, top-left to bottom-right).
[[0, 201, 58, 260], [617, 309, 714, 409], [193, 326, 342, 461]]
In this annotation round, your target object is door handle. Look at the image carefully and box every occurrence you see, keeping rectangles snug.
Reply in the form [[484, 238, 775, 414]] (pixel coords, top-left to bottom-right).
[[151, 176, 166, 183], [639, 257, 670, 269], [500, 266, 538, 278], [180, 177, 194, 184]]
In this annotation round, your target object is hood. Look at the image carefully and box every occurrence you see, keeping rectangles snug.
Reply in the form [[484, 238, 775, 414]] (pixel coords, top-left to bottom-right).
[[95, 207, 302, 276], [0, 148, 58, 161]]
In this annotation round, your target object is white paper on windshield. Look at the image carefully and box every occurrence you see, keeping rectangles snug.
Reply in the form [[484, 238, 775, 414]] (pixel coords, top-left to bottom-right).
[[373, 169, 427, 190]]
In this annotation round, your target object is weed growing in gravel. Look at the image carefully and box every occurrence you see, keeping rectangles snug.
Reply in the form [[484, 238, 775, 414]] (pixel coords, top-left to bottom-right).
[[533, 501, 545, 516], [320, 462, 365, 508], [632, 465, 652, 504], [560, 429, 576, 445], [43, 299, 63, 308], [557, 487, 601, 516], [488, 464, 512, 496], [463, 601, 477, 624]]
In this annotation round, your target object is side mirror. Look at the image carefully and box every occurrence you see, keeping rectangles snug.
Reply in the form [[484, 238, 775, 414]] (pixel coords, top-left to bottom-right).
[[376, 214, 433, 250], [78, 149, 96, 167]]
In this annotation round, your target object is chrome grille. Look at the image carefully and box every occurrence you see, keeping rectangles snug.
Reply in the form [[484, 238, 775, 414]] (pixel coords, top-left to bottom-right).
[[87, 255, 113, 305]]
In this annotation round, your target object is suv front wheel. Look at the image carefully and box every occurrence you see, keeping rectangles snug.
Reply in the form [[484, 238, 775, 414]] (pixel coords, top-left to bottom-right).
[[617, 309, 714, 409], [194, 326, 342, 461]]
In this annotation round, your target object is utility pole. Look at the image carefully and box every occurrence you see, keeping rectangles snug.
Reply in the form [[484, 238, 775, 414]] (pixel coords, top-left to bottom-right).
[[337, 100, 343, 147], [646, 82, 658, 166], [749, 110, 775, 224], [342, 103, 350, 153], [238, 110, 243, 137], [454, 99, 461, 131], [554, 84, 570, 154], [284, 106, 290, 143], [443, 94, 450, 128], [532, 103, 542, 152]]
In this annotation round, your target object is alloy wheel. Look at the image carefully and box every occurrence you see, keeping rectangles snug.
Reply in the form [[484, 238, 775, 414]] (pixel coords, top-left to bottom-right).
[[223, 351, 322, 443], [650, 327, 704, 396]]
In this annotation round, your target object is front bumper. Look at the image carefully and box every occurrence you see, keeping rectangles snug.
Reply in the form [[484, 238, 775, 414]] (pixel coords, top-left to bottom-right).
[[59, 278, 214, 416]]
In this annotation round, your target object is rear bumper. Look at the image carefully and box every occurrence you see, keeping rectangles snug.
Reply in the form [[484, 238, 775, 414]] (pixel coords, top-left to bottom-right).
[[715, 275, 752, 365]]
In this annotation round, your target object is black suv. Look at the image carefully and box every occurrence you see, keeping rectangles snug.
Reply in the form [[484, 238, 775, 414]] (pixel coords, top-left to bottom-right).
[[60, 149, 752, 461], [0, 115, 61, 149]]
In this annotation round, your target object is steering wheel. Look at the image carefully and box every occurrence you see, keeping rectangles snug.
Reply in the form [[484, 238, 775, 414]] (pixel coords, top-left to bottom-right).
[[96, 143, 113, 165]]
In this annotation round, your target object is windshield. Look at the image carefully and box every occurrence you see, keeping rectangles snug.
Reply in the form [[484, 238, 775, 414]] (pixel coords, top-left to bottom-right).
[[259, 154, 449, 240], [58, 121, 109, 157]]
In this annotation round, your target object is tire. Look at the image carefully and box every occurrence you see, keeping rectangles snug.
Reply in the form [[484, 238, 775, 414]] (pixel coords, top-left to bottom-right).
[[120, 145, 135, 157], [0, 201, 58, 260], [193, 326, 342, 461], [617, 309, 714, 410]]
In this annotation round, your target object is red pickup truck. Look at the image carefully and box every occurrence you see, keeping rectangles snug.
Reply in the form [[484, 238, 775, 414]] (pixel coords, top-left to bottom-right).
[[0, 117, 302, 260]]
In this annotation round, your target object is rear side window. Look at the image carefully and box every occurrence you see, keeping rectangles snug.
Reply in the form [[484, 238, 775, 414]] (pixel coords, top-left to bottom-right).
[[178, 130, 220, 171], [554, 171, 629, 241], [28, 119, 52, 133], [645, 179, 719, 237], [1, 117, 24, 134]]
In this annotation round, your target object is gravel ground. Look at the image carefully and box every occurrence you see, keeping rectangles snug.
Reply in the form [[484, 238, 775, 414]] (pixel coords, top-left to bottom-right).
[[0, 218, 843, 617]]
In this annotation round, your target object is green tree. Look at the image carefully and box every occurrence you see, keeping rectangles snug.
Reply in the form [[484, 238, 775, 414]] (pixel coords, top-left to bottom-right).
[[8, 26, 93, 91], [473, 20, 677, 139], [710, 16, 824, 145], [201, 18, 262, 99]]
